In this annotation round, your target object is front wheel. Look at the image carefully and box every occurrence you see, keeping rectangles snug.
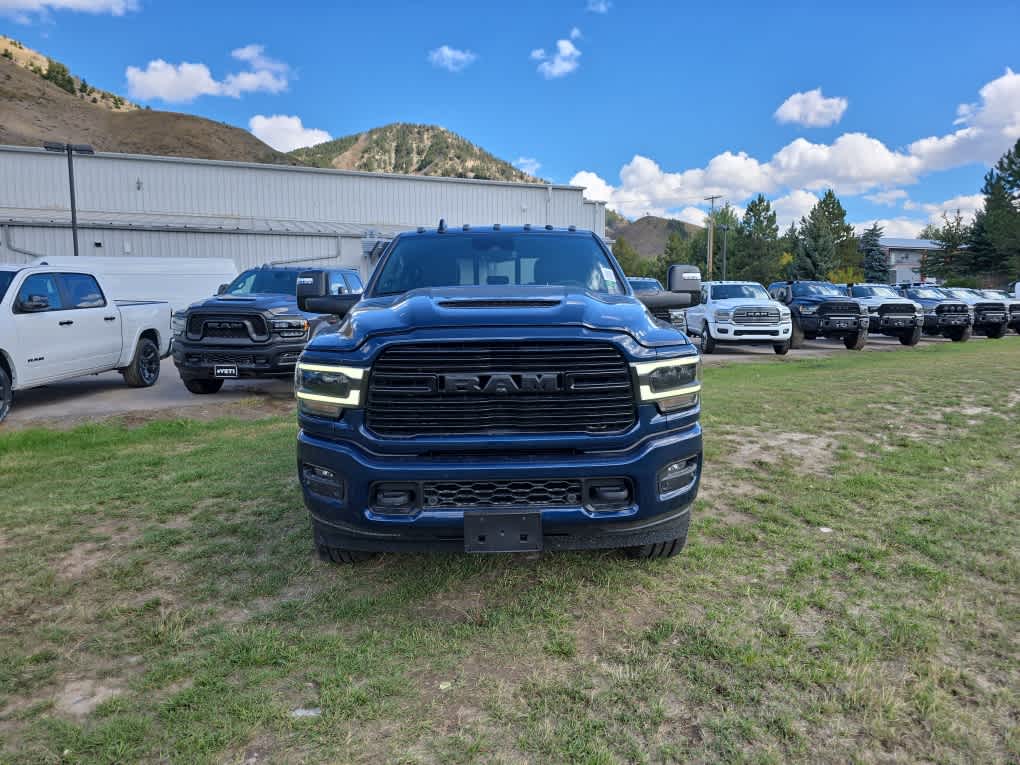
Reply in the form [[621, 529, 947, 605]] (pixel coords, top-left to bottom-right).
[[699, 324, 716, 354], [773, 341, 790, 355], [317, 545, 374, 565], [899, 326, 922, 346], [624, 514, 690, 559], [844, 331, 866, 350], [985, 322, 1007, 339], [122, 337, 161, 388], [947, 326, 972, 342], [0, 366, 12, 424], [183, 378, 225, 395]]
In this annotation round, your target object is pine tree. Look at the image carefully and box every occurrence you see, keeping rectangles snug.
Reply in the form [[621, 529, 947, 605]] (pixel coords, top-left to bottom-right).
[[612, 237, 644, 276], [925, 210, 972, 280], [860, 222, 888, 283], [796, 202, 837, 279], [734, 194, 781, 284], [817, 188, 861, 273], [779, 222, 799, 279]]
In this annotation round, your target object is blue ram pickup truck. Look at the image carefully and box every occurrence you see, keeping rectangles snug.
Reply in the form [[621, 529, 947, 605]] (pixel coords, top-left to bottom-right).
[[293, 225, 704, 562]]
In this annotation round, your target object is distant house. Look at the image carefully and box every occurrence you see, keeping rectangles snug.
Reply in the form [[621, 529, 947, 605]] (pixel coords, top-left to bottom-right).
[[879, 238, 943, 284]]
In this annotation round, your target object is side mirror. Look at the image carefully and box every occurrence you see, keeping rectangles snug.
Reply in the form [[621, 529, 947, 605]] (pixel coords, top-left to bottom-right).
[[666, 265, 702, 306], [216, 283, 229, 295], [297, 270, 359, 317], [20, 294, 50, 312]]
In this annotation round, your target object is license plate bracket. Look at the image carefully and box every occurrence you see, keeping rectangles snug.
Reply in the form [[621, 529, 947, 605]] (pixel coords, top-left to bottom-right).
[[214, 365, 239, 378], [464, 510, 542, 553]]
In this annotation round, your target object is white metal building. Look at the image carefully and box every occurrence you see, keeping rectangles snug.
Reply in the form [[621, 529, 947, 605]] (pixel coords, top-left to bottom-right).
[[0, 145, 606, 279], [879, 237, 943, 284]]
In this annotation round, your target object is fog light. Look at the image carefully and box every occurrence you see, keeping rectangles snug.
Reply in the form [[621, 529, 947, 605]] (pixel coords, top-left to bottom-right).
[[302, 463, 344, 500], [298, 397, 344, 418], [587, 479, 632, 511], [656, 392, 699, 414], [657, 458, 698, 497], [372, 483, 416, 513]]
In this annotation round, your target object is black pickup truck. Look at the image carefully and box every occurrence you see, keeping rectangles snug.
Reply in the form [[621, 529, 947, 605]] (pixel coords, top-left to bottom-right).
[[172, 265, 363, 394], [897, 286, 973, 341], [767, 280, 869, 349]]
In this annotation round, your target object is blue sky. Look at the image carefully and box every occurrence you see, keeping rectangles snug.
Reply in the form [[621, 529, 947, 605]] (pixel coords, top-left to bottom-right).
[[4, 0, 1020, 236]]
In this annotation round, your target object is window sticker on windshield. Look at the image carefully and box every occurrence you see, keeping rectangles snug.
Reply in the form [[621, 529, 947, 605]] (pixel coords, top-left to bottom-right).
[[600, 266, 618, 289]]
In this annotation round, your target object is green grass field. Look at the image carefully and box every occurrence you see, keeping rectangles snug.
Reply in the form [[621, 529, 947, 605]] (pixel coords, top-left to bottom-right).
[[1, 341, 1018, 764]]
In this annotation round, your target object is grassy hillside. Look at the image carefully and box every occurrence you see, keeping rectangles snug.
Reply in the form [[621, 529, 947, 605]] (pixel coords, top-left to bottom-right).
[[289, 123, 542, 182]]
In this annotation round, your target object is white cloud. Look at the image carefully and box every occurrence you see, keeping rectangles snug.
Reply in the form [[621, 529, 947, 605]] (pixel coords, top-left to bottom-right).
[[249, 115, 330, 153], [514, 157, 542, 176], [427, 44, 477, 73], [909, 68, 1020, 170], [586, 0, 611, 12], [533, 37, 581, 79], [852, 218, 928, 238], [774, 88, 848, 128], [863, 189, 909, 206], [671, 207, 708, 226], [570, 27, 582, 40], [126, 44, 288, 103], [0, 0, 136, 19], [904, 193, 985, 222], [772, 189, 819, 228]]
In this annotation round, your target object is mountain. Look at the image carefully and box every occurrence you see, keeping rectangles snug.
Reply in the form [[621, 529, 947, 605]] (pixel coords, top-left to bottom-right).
[[0, 35, 300, 165], [606, 212, 703, 257], [288, 123, 541, 182]]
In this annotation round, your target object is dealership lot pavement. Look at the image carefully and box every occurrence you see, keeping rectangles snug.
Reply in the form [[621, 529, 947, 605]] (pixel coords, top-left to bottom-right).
[[3, 335, 1007, 428]]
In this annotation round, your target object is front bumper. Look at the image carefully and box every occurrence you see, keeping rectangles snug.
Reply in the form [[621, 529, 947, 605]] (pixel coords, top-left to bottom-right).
[[798, 314, 868, 334], [299, 423, 703, 553], [869, 314, 923, 333], [709, 320, 792, 343], [923, 313, 970, 332], [172, 338, 307, 379]]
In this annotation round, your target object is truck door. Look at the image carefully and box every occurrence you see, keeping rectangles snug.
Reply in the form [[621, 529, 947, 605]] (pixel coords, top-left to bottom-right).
[[57, 273, 122, 373], [11, 272, 75, 384]]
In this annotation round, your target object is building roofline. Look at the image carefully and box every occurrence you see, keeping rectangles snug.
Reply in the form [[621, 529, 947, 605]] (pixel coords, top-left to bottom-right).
[[0, 144, 586, 192]]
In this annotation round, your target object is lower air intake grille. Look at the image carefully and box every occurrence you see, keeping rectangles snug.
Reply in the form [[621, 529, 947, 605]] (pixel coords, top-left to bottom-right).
[[366, 341, 636, 437], [422, 478, 583, 508]]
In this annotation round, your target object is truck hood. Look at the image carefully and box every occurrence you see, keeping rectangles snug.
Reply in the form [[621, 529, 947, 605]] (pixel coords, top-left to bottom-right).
[[185, 293, 309, 316], [310, 286, 691, 350], [855, 296, 920, 310], [709, 297, 786, 310]]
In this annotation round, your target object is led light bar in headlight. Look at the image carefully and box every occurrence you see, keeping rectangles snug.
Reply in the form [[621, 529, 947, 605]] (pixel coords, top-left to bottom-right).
[[295, 363, 365, 416], [631, 356, 701, 412]]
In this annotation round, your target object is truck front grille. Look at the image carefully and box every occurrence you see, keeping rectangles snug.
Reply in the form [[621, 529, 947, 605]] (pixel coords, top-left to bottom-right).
[[818, 301, 860, 316], [188, 314, 268, 341], [421, 478, 583, 508], [936, 303, 968, 314], [878, 302, 914, 315], [733, 306, 780, 324], [365, 341, 636, 437], [185, 351, 256, 365]]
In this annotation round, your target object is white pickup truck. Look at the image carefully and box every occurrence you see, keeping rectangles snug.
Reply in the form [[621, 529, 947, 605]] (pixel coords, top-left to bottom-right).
[[0, 265, 172, 423], [686, 280, 793, 355]]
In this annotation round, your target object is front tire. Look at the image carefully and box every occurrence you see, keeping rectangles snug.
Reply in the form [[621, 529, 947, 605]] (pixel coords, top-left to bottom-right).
[[947, 326, 972, 342], [985, 322, 1006, 339], [899, 326, 922, 346], [699, 324, 716, 354], [624, 513, 690, 559], [122, 337, 161, 388], [773, 341, 790, 355], [844, 331, 866, 350], [0, 366, 12, 424], [317, 545, 374, 565], [183, 377, 224, 395]]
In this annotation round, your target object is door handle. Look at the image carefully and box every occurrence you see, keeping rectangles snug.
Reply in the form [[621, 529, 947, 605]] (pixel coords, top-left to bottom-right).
[[59, 320, 74, 326], [104, 316, 117, 322]]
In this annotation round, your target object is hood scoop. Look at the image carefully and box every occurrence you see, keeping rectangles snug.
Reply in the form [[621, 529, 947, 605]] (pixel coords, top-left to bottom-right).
[[437, 299, 562, 309]]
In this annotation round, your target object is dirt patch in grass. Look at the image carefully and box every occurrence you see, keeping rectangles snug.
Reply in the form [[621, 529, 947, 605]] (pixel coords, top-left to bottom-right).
[[714, 428, 839, 477], [53, 678, 124, 718], [58, 521, 141, 580]]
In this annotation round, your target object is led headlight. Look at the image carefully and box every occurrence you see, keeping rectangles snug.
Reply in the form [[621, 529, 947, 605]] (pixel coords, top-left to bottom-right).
[[295, 362, 365, 418], [798, 304, 817, 314], [714, 309, 732, 322], [171, 313, 187, 337], [631, 356, 701, 413], [272, 317, 309, 338]]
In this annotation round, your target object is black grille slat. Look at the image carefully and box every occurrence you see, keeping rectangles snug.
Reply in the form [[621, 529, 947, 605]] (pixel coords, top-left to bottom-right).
[[936, 304, 968, 314], [819, 301, 860, 315], [422, 478, 583, 508], [186, 352, 256, 365], [878, 303, 915, 315], [188, 313, 268, 341], [366, 342, 636, 437]]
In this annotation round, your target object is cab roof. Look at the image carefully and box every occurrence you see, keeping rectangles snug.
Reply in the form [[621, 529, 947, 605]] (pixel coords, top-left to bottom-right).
[[398, 224, 593, 238]]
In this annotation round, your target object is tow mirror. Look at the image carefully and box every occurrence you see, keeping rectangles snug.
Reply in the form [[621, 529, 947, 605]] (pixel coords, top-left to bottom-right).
[[297, 270, 359, 317], [666, 265, 702, 306], [20, 294, 50, 312]]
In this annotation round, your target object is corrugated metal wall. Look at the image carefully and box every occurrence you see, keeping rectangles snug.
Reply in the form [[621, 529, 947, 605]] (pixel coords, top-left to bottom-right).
[[0, 147, 597, 232], [1, 225, 364, 274]]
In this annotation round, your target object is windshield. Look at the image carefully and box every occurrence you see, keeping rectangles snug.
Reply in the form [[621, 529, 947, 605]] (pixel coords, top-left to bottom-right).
[[371, 233, 625, 296], [851, 285, 899, 299], [224, 269, 300, 296], [909, 288, 947, 300], [0, 271, 14, 303], [792, 283, 844, 298], [943, 288, 974, 301], [980, 290, 1008, 299], [711, 283, 769, 300], [628, 278, 662, 293]]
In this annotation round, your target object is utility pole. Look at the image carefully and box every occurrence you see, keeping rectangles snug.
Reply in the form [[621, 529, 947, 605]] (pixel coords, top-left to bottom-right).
[[43, 142, 95, 257], [703, 195, 721, 280], [718, 224, 731, 281]]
